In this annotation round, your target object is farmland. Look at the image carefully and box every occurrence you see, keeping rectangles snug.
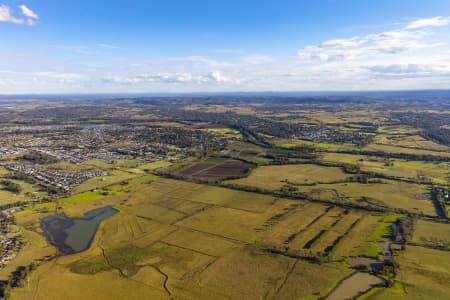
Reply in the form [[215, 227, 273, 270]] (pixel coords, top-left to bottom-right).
[[177, 158, 252, 180], [226, 164, 351, 190], [320, 153, 449, 184], [0, 95, 449, 300], [4, 176, 412, 300], [295, 180, 436, 216], [7, 178, 366, 299], [411, 219, 450, 250]]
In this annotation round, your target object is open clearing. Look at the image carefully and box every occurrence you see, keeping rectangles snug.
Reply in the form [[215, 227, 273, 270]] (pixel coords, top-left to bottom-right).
[[320, 153, 449, 183], [296, 180, 435, 216], [373, 134, 449, 152], [226, 164, 351, 190], [411, 219, 450, 250]]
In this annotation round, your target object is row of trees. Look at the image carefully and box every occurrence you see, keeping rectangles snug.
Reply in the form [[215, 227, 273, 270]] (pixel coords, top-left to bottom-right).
[[0, 180, 22, 194], [0, 263, 36, 300]]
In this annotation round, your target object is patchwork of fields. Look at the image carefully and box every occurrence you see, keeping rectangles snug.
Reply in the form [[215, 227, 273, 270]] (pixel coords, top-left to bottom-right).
[[9, 177, 403, 300], [1, 101, 449, 300], [226, 162, 436, 216]]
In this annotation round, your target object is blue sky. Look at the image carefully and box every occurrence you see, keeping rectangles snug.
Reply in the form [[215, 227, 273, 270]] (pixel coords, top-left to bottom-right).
[[1, 0, 450, 93]]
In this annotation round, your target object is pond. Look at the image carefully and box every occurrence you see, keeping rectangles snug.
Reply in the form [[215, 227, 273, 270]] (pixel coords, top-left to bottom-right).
[[326, 272, 385, 300], [41, 206, 118, 255]]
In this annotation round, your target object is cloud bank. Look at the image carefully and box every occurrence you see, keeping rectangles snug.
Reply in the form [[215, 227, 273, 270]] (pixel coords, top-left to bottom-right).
[[1, 15, 450, 93], [0, 4, 38, 26]]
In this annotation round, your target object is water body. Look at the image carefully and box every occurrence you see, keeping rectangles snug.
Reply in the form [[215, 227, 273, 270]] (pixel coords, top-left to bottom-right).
[[41, 206, 118, 255], [326, 272, 385, 300]]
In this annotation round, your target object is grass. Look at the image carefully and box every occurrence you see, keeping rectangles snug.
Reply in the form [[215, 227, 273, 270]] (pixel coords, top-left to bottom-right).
[[82, 159, 117, 170], [204, 128, 242, 139], [374, 134, 449, 152], [258, 203, 328, 248], [412, 219, 450, 249], [288, 207, 343, 252], [72, 170, 139, 194], [320, 153, 449, 183], [59, 190, 113, 206], [0, 167, 9, 176], [311, 212, 362, 253], [6, 175, 425, 299], [276, 260, 353, 299], [188, 185, 276, 213], [363, 143, 450, 158], [359, 282, 405, 299], [226, 164, 351, 190], [12, 261, 169, 300], [196, 246, 295, 299], [175, 206, 267, 243], [0, 178, 46, 206], [133, 203, 186, 224], [237, 154, 272, 165], [297, 180, 435, 216], [377, 125, 419, 135], [136, 160, 172, 172], [333, 214, 387, 258], [0, 228, 56, 281], [363, 246, 450, 300], [162, 228, 238, 256], [271, 138, 357, 152]]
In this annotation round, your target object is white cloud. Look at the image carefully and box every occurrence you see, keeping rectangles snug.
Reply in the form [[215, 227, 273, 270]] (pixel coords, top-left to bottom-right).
[[406, 16, 450, 29], [20, 5, 38, 19], [320, 37, 364, 48], [206, 71, 230, 83], [366, 30, 419, 41], [33, 72, 84, 84], [0, 5, 25, 25], [2, 13, 450, 93], [367, 63, 450, 78], [103, 71, 232, 85], [297, 21, 444, 62], [0, 4, 38, 26]]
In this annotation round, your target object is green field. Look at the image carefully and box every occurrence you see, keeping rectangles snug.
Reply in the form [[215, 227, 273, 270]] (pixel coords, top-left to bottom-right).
[[411, 219, 450, 250], [0, 172, 46, 206], [72, 170, 139, 194], [365, 246, 450, 299]]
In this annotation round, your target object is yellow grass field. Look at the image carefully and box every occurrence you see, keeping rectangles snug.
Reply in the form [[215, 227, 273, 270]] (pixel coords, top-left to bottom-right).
[[412, 219, 450, 249], [363, 143, 450, 158], [320, 153, 449, 183], [226, 164, 351, 190], [297, 180, 436, 216], [8, 177, 392, 300], [374, 134, 450, 152]]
